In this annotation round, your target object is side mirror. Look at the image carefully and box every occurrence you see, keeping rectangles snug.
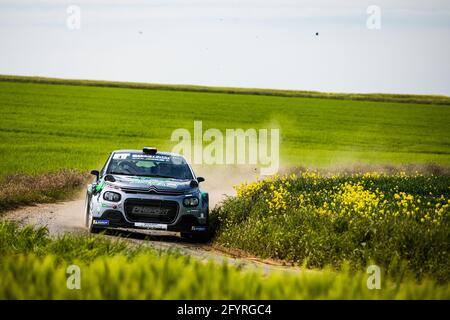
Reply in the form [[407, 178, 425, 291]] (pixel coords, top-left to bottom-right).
[[190, 180, 199, 188], [197, 177, 205, 183], [90, 170, 100, 182]]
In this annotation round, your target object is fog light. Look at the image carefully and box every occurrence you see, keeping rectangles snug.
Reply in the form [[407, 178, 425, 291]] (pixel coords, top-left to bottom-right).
[[183, 197, 199, 207]]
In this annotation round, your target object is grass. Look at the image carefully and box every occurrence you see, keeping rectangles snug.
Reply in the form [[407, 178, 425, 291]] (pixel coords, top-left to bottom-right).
[[211, 172, 450, 282], [0, 77, 449, 180], [0, 221, 449, 299], [0, 221, 140, 262], [0, 170, 87, 213], [0, 76, 449, 298], [2, 74, 450, 105]]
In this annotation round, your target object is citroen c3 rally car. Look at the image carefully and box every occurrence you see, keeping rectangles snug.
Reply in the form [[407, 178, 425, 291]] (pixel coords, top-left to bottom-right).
[[85, 147, 209, 240]]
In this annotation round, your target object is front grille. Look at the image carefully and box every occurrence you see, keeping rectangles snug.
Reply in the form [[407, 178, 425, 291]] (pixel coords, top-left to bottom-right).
[[121, 187, 185, 196], [124, 199, 179, 223]]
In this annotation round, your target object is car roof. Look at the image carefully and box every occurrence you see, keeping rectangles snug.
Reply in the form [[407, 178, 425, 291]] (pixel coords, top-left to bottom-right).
[[111, 150, 183, 157]]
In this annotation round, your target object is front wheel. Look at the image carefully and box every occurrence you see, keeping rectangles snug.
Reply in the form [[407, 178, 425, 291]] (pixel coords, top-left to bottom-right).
[[85, 193, 100, 234]]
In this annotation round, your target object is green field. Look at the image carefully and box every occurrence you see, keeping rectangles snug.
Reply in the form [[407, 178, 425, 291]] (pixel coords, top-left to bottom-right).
[[1, 76, 450, 178], [1, 76, 450, 299], [1, 221, 448, 299], [212, 172, 450, 282]]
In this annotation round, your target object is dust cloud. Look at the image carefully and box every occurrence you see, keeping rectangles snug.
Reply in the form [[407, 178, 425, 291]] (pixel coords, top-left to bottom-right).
[[192, 164, 262, 208]]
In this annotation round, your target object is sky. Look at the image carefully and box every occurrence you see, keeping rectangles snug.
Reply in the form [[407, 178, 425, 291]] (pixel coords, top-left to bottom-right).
[[0, 0, 449, 95]]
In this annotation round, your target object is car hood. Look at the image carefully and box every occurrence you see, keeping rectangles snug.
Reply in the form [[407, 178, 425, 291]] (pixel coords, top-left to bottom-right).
[[107, 175, 195, 193]]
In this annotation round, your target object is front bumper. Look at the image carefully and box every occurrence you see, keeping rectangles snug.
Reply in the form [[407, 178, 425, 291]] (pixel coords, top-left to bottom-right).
[[92, 209, 208, 233], [90, 187, 209, 233]]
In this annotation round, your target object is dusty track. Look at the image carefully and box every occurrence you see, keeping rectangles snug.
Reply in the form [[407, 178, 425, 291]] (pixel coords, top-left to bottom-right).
[[2, 166, 306, 274]]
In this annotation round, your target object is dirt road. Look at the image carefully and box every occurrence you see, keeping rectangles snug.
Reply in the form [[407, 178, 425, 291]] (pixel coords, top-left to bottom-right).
[[2, 166, 304, 273]]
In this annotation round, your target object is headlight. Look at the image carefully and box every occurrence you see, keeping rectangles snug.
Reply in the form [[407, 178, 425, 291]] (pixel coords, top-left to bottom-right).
[[103, 191, 121, 202], [183, 196, 199, 207]]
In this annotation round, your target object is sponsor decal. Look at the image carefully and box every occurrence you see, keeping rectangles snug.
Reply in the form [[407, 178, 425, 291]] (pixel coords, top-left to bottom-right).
[[121, 177, 179, 188], [101, 203, 119, 209], [131, 154, 171, 162], [165, 182, 178, 188], [191, 226, 206, 232], [95, 181, 105, 193], [134, 222, 168, 230], [113, 153, 130, 159], [93, 219, 109, 225], [131, 205, 170, 215]]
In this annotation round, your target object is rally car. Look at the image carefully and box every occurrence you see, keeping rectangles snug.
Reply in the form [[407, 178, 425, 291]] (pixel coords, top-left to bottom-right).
[[85, 147, 209, 241]]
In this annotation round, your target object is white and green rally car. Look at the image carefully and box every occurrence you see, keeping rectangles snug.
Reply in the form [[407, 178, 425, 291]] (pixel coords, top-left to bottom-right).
[[85, 147, 209, 241]]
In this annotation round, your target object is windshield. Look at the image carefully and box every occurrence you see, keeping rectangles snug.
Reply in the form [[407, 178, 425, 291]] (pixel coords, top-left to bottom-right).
[[106, 152, 193, 180]]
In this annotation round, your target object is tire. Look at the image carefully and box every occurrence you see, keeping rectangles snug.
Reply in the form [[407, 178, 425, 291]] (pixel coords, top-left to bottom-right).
[[84, 193, 91, 228], [85, 193, 100, 234]]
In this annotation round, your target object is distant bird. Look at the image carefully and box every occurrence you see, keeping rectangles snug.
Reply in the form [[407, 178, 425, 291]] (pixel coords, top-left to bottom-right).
[[315, 32, 319, 36], [139, 31, 143, 35]]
